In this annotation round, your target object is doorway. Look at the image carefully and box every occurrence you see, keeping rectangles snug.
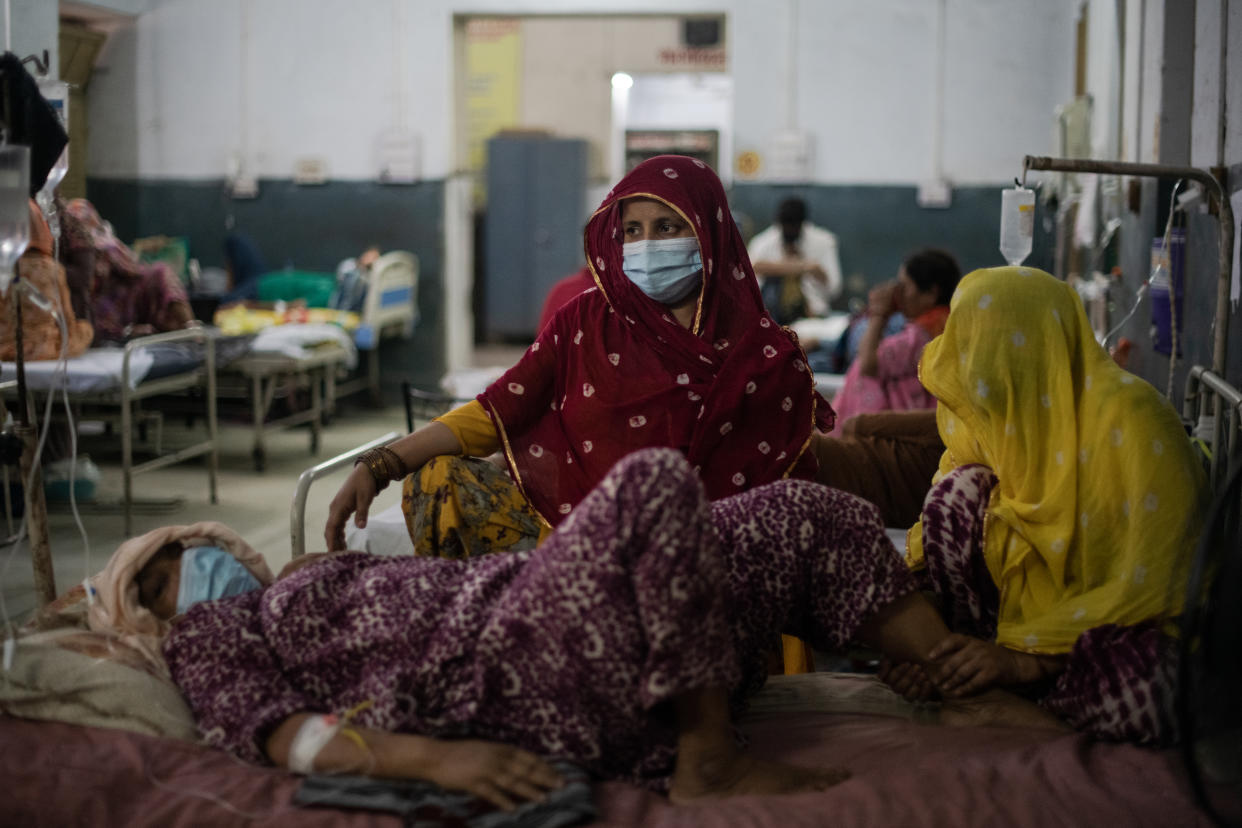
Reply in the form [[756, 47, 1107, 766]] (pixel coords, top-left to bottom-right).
[[448, 14, 732, 352]]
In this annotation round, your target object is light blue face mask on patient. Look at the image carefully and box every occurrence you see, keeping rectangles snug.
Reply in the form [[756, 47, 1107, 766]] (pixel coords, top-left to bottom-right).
[[622, 238, 703, 304], [175, 545, 263, 615]]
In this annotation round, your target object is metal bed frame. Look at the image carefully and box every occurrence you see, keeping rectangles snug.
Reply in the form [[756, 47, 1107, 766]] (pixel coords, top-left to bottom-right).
[[289, 430, 400, 559], [335, 251, 420, 406], [3, 326, 219, 537], [224, 347, 346, 471], [1183, 365, 1242, 514]]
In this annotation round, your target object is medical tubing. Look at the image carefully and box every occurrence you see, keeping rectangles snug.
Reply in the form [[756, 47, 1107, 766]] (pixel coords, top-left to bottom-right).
[[0, 285, 71, 653], [50, 308, 91, 585], [138, 706, 377, 820], [1022, 155, 1233, 378], [1160, 181, 1183, 400], [1102, 281, 1149, 347]]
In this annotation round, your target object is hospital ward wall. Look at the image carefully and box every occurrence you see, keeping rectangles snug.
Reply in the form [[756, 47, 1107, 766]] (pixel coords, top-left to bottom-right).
[[86, 177, 448, 397], [1104, 0, 1242, 392], [728, 185, 1055, 301], [80, 0, 1079, 393]]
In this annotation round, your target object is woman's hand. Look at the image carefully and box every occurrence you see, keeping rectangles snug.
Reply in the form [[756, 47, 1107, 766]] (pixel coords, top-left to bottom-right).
[[266, 718, 562, 812], [877, 658, 938, 701], [867, 282, 899, 319], [324, 464, 379, 552], [426, 739, 565, 812], [928, 634, 1036, 697], [857, 283, 898, 377]]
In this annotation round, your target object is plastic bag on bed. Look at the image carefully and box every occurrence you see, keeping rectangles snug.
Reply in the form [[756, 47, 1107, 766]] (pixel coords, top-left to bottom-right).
[[294, 760, 594, 827]]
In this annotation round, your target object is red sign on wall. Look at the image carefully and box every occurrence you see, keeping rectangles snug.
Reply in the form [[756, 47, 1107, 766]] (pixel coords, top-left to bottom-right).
[[658, 48, 726, 69]]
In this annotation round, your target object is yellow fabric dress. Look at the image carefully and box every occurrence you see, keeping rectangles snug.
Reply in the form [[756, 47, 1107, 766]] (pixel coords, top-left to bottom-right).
[[907, 267, 1208, 654], [400, 400, 550, 558]]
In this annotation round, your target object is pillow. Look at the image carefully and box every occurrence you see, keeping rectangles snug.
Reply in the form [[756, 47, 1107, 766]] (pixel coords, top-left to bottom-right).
[[2, 586, 198, 740]]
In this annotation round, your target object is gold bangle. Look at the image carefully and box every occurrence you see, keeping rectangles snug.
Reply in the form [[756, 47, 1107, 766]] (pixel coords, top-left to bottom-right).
[[376, 445, 408, 480], [354, 449, 391, 490]]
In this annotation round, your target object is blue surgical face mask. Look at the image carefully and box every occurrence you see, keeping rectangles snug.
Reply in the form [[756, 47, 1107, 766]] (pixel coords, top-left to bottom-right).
[[175, 545, 262, 615], [622, 237, 703, 304]]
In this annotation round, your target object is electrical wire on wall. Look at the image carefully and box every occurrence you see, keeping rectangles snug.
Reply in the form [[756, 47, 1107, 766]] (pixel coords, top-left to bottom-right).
[[784, 0, 798, 132]]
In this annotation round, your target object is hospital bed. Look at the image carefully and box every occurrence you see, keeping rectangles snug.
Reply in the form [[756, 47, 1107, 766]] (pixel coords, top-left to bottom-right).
[[0, 326, 218, 536], [216, 251, 416, 470], [218, 322, 356, 471], [333, 250, 419, 406], [2, 364, 1238, 826]]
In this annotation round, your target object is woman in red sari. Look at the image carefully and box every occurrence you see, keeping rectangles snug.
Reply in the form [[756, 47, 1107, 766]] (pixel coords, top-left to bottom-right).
[[325, 156, 832, 565]]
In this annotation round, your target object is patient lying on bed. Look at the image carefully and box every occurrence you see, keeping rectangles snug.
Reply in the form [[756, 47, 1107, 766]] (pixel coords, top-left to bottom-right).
[[90, 449, 1059, 810]]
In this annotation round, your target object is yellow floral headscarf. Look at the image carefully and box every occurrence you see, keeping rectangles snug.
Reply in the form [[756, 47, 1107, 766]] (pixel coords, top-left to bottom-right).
[[908, 267, 1208, 653]]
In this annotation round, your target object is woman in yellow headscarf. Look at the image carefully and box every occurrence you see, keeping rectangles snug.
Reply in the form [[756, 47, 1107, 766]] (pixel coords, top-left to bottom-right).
[[898, 266, 1208, 744]]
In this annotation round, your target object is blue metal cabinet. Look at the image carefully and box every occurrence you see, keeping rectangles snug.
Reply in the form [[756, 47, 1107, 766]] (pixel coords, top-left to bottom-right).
[[484, 136, 587, 339]]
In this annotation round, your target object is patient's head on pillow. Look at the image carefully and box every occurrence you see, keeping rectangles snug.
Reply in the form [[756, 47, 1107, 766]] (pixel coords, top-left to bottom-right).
[[90, 521, 274, 645], [135, 541, 184, 620], [136, 540, 264, 620]]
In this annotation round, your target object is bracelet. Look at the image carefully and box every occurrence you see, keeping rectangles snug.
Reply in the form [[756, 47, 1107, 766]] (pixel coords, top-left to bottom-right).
[[288, 714, 343, 774], [354, 446, 408, 490]]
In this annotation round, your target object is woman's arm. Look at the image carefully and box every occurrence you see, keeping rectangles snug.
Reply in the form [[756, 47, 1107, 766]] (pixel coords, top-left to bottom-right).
[[751, 258, 817, 279], [265, 714, 564, 811], [857, 282, 899, 378], [324, 420, 464, 551]]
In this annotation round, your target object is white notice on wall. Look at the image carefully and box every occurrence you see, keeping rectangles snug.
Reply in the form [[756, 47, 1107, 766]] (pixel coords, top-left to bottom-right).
[[377, 128, 421, 184], [767, 130, 813, 183]]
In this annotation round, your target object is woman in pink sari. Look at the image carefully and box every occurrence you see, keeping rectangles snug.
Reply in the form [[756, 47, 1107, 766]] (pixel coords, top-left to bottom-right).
[[61, 199, 194, 343], [829, 249, 959, 434]]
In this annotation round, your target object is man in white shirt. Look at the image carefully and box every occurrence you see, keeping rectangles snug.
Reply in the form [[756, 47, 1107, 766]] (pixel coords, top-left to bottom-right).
[[747, 198, 843, 324]]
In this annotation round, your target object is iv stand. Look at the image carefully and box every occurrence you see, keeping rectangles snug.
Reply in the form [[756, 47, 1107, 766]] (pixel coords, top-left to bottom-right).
[[1022, 156, 1234, 380], [1, 52, 56, 604]]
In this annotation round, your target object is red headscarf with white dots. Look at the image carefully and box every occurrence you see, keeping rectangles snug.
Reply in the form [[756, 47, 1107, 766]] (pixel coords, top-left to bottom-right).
[[479, 155, 832, 527]]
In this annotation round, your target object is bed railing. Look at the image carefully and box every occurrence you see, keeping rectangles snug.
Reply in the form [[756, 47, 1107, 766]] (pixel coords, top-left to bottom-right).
[[289, 431, 400, 559], [117, 326, 219, 536], [1182, 365, 1242, 500], [1178, 367, 1242, 822]]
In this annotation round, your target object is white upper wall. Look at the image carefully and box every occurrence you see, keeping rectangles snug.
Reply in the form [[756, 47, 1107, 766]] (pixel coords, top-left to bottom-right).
[[85, 0, 1080, 185], [10, 0, 59, 79]]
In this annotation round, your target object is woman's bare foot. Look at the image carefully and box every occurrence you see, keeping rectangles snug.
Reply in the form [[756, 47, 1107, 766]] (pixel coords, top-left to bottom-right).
[[669, 745, 849, 803], [938, 688, 1069, 732]]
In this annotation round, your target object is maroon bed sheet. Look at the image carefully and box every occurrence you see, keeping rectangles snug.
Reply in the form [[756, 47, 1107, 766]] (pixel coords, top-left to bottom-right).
[[1, 711, 1208, 827]]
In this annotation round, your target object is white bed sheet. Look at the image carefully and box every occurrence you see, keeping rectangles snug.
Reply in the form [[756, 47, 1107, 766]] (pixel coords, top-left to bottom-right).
[[814, 372, 847, 396], [345, 504, 912, 558], [249, 323, 358, 369], [788, 313, 852, 347], [0, 347, 156, 394]]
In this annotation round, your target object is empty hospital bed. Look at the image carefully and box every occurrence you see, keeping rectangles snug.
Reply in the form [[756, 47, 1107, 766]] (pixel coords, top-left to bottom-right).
[[221, 322, 356, 471]]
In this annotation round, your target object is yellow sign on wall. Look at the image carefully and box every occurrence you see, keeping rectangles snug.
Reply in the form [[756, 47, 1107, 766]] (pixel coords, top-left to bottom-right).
[[464, 18, 523, 178], [736, 150, 761, 179]]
